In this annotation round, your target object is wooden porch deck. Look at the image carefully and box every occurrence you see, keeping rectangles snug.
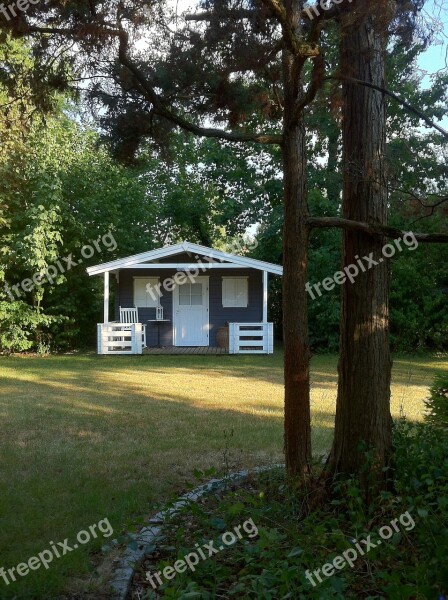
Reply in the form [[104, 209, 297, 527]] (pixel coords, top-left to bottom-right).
[[143, 346, 228, 355]]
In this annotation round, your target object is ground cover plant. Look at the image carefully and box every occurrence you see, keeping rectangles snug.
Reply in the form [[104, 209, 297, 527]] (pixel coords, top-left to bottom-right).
[[132, 417, 448, 599]]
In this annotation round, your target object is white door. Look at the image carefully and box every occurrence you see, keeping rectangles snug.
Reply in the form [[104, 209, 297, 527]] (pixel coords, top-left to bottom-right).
[[173, 277, 209, 346]]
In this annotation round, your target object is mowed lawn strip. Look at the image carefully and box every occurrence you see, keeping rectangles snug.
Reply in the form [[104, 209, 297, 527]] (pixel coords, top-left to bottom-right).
[[0, 352, 445, 598]]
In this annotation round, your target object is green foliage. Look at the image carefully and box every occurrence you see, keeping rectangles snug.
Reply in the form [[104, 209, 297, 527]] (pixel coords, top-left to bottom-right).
[[389, 228, 448, 351], [424, 373, 448, 428], [391, 419, 448, 596], [251, 31, 448, 353], [2, 61, 261, 350], [1, 31, 447, 353], [0, 39, 288, 353], [0, 302, 61, 353], [140, 422, 447, 599]]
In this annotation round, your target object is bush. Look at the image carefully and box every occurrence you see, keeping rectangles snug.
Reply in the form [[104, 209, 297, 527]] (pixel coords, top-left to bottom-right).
[[392, 419, 448, 597], [424, 373, 448, 428], [0, 301, 61, 353]]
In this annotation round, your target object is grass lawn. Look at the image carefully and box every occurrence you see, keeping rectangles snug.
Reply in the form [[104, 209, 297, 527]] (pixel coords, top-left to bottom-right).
[[0, 351, 445, 599]]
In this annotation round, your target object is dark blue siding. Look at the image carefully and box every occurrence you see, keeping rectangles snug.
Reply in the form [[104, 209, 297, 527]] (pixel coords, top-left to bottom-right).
[[209, 270, 263, 345], [117, 267, 264, 347]]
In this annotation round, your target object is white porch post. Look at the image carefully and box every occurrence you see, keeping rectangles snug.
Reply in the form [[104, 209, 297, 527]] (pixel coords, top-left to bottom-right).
[[262, 270, 268, 323], [103, 271, 110, 324]]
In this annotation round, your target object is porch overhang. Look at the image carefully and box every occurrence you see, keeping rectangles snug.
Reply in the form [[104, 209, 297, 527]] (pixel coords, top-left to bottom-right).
[[86, 240, 283, 277]]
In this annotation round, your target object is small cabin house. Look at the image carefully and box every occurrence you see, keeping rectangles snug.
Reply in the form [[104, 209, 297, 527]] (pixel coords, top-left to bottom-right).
[[87, 241, 283, 355]]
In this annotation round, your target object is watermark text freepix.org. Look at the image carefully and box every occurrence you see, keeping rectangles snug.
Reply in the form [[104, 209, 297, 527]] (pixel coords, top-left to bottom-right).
[[0, 517, 113, 586], [145, 237, 258, 303], [306, 231, 418, 300], [305, 510, 416, 587], [3, 231, 117, 301], [304, 0, 353, 21], [0, 0, 45, 22], [146, 517, 258, 589]]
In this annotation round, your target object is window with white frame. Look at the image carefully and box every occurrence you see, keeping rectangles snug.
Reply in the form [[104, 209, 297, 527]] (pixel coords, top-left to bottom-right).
[[222, 277, 249, 308], [133, 277, 161, 308], [179, 283, 204, 306]]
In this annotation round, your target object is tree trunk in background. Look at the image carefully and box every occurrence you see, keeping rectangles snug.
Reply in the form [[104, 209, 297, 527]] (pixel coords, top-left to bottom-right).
[[326, 122, 340, 205], [330, 2, 392, 492], [282, 0, 311, 477]]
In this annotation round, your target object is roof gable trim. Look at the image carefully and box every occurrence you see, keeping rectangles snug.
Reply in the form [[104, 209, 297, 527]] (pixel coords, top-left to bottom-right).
[[87, 241, 283, 276]]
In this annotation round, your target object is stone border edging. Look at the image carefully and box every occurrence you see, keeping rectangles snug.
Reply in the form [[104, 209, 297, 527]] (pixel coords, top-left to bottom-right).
[[108, 466, 281, 599]]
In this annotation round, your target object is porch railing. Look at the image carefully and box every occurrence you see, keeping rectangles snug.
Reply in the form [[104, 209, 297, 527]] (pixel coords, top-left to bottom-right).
[[228, 322, 274, 355], [97, 322, 274, 355], [97, 323, 144, 355]]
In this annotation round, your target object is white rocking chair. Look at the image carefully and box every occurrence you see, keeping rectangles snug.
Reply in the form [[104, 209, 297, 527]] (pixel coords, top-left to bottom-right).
[[119, 306, 147, 348]]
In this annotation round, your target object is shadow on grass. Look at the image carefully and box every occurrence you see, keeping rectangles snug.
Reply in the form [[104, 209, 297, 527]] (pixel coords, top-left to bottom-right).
[[0, 350, 442, 598], [4, 349, 443, 387], [0, 364, 336, 599]]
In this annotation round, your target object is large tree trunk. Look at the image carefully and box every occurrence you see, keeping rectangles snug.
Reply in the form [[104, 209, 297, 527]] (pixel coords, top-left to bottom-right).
[[329, 2, 392, 491], [282, 0, 311, 477]]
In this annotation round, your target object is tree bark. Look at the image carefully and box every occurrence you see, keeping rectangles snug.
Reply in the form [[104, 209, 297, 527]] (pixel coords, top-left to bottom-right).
[[329, 2, 392, 492], [282, 0, 311, 477]]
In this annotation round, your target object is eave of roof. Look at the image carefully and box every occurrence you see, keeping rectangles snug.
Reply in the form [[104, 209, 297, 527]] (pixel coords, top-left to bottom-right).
[[87, 241, 283, 276]]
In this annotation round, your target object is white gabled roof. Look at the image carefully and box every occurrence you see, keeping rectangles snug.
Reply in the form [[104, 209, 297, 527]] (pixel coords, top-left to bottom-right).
[[87, 241, 283, 276]]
